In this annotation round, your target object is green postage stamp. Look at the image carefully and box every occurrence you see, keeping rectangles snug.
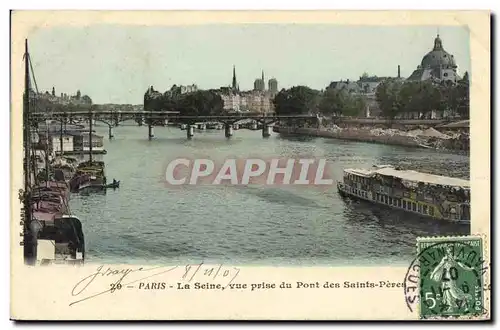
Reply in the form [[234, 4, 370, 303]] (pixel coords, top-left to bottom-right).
[[416, 235, 488, 319]]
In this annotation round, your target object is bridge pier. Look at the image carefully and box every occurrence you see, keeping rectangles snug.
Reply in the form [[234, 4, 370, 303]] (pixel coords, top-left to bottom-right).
[[262, 125, 271, 138], [148, 125, 154, 140], [224, 123, 233, 138], [252, 122, 258, 130], [108, 126, 114, 139], [187, 125, 195, 139], [233, 123, 239, 130]]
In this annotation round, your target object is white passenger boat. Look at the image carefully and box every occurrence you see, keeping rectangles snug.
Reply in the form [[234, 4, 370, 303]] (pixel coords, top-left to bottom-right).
[[337, 165, 470, 223]]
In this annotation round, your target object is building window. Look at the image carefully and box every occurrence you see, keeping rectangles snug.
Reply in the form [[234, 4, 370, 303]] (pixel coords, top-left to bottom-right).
[[418, 204, 423, 213], [423, 205, 428, 215], [444, 73, 448, 77], [403, 200, 407, 209], [412, 203, 417, 212]]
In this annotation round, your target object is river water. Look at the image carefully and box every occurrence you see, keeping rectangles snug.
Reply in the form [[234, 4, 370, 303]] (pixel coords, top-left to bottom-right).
[[69, 122, 470, 266]]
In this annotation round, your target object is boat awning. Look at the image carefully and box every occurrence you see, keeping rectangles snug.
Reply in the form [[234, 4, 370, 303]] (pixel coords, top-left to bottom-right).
[[344, 168, 374, 177], [374, 167, 470, 188], [33, 211, 57, 222]]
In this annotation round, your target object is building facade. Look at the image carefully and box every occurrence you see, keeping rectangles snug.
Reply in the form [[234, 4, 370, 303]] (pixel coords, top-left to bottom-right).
[[179, 84, 198, 94], [32, 87, 93, 108], [218, 67, 277, 113], [328, 65, 403, 118]]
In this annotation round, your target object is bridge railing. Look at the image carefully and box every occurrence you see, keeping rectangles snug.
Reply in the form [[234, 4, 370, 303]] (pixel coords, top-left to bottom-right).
[[29, 111, 317, 120]]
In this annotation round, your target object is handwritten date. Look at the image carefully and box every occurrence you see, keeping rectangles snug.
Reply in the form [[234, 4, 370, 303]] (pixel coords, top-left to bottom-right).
[[70, 263, 239, 307]]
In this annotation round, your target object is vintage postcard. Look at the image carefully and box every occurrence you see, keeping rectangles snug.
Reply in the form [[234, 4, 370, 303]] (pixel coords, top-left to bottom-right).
[[10, 10, 490, 320]]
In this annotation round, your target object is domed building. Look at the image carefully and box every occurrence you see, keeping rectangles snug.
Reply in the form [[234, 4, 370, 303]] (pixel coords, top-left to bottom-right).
[[407, 34, 459, 84]]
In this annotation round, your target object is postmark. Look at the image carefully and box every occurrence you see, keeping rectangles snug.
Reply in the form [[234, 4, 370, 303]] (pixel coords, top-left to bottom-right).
[[404, 235, 489, 320]]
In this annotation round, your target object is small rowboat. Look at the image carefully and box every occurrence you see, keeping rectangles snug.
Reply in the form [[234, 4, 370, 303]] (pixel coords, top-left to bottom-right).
[[105, 181, 120, 189]]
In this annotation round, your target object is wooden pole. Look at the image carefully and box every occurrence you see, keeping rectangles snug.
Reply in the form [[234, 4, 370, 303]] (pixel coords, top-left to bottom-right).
[[23, 38, 35, 265], [89, 111, 93, 163], [59, 119, 63, 156]]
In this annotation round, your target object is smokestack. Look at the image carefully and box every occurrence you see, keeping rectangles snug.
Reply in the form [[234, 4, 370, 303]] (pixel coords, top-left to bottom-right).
[[398, 65, 401, 78]]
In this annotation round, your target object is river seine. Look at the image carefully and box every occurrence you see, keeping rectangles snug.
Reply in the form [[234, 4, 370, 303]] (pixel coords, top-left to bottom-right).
[[70, 123, 469, 266]]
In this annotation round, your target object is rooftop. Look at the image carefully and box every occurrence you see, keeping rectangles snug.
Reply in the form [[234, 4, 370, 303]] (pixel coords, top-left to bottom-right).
[[345, 166, 469, 188]]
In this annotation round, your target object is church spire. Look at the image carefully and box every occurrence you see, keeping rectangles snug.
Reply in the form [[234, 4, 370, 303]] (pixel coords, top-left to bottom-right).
[[262, 70, 264, 81], [232, 65, 237, 90]]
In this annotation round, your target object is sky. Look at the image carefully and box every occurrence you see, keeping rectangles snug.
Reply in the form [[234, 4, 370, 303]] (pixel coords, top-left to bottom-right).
[[26, 24, 471, 104]]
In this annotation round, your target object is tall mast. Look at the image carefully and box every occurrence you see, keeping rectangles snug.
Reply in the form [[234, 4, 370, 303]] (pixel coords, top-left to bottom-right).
[[60, 119, 63, 156], [89, 111, 93, 163], [23, 39, 31, 190], [23, 39, 35, 264], [45, 121, 50, 182]]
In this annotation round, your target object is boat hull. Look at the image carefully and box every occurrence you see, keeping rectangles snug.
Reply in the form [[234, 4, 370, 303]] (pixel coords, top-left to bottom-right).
[[337, 182, 470, 224]]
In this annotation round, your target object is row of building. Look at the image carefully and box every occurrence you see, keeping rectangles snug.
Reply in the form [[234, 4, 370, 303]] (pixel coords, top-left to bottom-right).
[[147, 33, 465, 117], [154, 67, 280, 113], [30, 87, 93, 107], [216, 34, 464, 116], [217, 67, 278, 113], [329, 34, 467, 118]]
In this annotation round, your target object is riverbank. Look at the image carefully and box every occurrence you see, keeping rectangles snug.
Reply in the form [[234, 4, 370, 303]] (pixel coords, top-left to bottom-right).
[[273, 126, 469, 153]]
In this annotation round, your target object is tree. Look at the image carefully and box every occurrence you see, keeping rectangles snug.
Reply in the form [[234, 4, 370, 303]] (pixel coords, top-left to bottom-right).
[[318, 88, 344, 116], [343, 94, 367, 117], [81, 95, 92, 105], [398, 82, 420, 115], [456, 73, 470, 118], [375, 79, 403, 119], [273, 86, 320, 115], [415, 81, 437, 118], [143, 86, 224, 125]]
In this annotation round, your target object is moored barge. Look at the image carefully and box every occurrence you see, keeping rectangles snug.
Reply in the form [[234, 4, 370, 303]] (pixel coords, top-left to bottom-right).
[[337, 165, 470, 223]]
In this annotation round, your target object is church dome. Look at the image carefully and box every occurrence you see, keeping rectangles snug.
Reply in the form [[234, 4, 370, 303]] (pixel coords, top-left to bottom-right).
[[420, 35, 456, 68]]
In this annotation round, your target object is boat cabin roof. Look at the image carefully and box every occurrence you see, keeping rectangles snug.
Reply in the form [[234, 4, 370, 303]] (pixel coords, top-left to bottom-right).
[[33, 211, 57, 222], [344, 166, 470, 188]]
